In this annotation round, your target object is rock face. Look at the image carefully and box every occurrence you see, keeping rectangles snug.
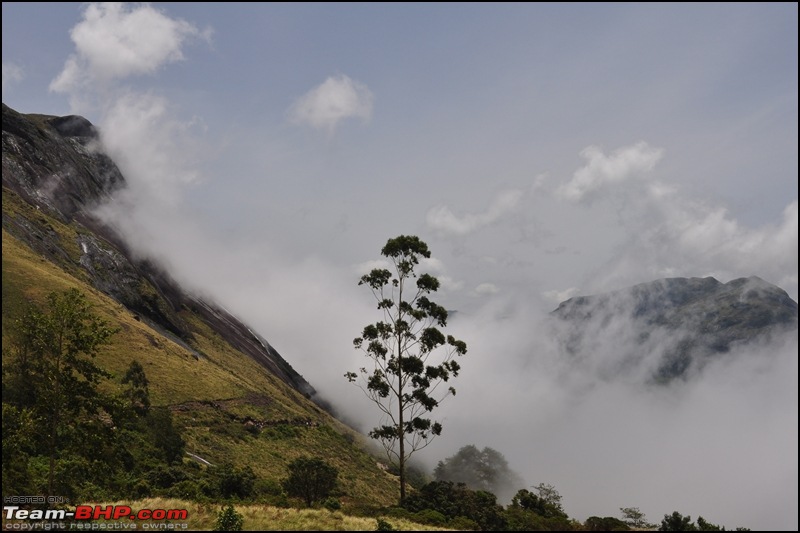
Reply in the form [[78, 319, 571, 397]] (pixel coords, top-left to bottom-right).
[[550, 276, 798, 382], [2, 103, 314, 396], [2, 103, 123, 220]]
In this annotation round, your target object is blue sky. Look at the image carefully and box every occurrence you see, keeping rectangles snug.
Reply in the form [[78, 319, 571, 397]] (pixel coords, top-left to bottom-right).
[[3, 3, 798, 529]]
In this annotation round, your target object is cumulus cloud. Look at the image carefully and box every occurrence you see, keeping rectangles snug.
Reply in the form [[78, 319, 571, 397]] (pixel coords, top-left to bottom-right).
[[427, 188, 524, 237], [2, 62, 24, 92], [289, 74, 374, 132], [50, 2, 208, 93], [556, 141, 664, 202]]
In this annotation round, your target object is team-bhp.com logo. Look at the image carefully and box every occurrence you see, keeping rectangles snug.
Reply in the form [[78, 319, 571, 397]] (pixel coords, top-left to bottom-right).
[[3, 505, 189, 530]]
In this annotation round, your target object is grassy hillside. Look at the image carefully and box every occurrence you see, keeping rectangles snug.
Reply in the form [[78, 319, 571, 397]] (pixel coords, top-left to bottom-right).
[[2, 208, 400, 507]]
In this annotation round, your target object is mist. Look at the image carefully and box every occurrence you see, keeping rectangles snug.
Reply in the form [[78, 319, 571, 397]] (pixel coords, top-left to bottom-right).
[[88, 66, 799, 533], [428, 295, 798, 531], [29, 3, 799, 530]]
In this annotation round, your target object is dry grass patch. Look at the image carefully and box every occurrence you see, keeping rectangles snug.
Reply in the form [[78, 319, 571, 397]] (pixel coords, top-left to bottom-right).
[[79, 498, 452, 531]]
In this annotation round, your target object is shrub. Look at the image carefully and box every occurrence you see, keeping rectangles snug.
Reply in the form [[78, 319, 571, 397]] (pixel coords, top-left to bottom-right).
[[448, 516, 480, 530], [215, 463, 256, 499], [585, 516, 630, 531], [375, 518, 395, 531], [413, 509, 447, 526], [324, 497, 342, 512], [213, 504, 243, 531], [282, 456, 339, 507]]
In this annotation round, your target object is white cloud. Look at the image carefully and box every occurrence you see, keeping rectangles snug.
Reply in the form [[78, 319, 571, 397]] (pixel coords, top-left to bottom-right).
[[438, 276, 465, 293], [50, 2, 207, 93], [556, 141, 664, 202], [354, 259, 391, 276], [419, 257, 447, 274], [474, 283, 499, 295], [289, 74, 373, 132], [2, 62, 24, 92], [581, 175, 798, 300], [97, 91, 204, 207], [542, 286, 579, 304], [427, 188, 524, 237]]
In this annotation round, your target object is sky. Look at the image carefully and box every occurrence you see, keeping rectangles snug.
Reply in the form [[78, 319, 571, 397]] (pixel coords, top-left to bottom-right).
[[2, 3, 798, 530]]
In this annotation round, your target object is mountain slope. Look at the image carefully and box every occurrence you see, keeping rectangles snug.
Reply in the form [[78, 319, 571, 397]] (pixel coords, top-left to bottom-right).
[[550, 276, 798, 382], [2, 103, 313, 394], [1, 103, 398, 506]]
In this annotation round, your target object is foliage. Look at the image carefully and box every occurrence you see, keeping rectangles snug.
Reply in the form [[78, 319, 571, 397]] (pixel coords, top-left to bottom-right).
[[213, 504, 244, 531], [510, 488, 567, 520], [146, 407, 185, 464], [323, 497, 342, 512], [660, 511, 697, 531], [696, 516, 723, 531], [532, 483, 564, 513], [434, 444, 524, 502], [376, 518, 395, 531], [347, 235, 467, 502], [215, 462, 257, 500], [282, 456, 339, 507], [1, 403, 36, 495], [2, 288, 117, 496], [620, 507, 655, 529], [503, 486, 576, 531], [504, 506, 579, 531], [121, 359, 150, 416], [412, 509, 447, 526], [447, 515, 480, 530], [1, 291, 196, 503], [585, 516, 631, 531], [658, 512, 748, 531], [403, 480, 507, 531]]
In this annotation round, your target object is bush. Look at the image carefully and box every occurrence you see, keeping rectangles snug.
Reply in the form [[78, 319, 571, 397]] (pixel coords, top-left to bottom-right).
[[585, 516, 630, 531], [213, 504, 243, 531], [324, 497, 342, 512], [215, 463, 256, 500], [282, 456, 339, 507], [375, 518, 394, 531], [403, 481, 507, 531], [165, 479, 204, 500], [448, 516, 480, 530], [384, 507, 414, 521], [413, 509, 447, 526]]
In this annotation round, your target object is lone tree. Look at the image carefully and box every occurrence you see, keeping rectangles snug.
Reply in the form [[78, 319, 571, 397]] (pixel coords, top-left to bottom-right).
[[346, 235, 467, 502]]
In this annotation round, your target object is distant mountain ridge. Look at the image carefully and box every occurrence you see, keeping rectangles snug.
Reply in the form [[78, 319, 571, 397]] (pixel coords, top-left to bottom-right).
[[551, 276, 798, 381]]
